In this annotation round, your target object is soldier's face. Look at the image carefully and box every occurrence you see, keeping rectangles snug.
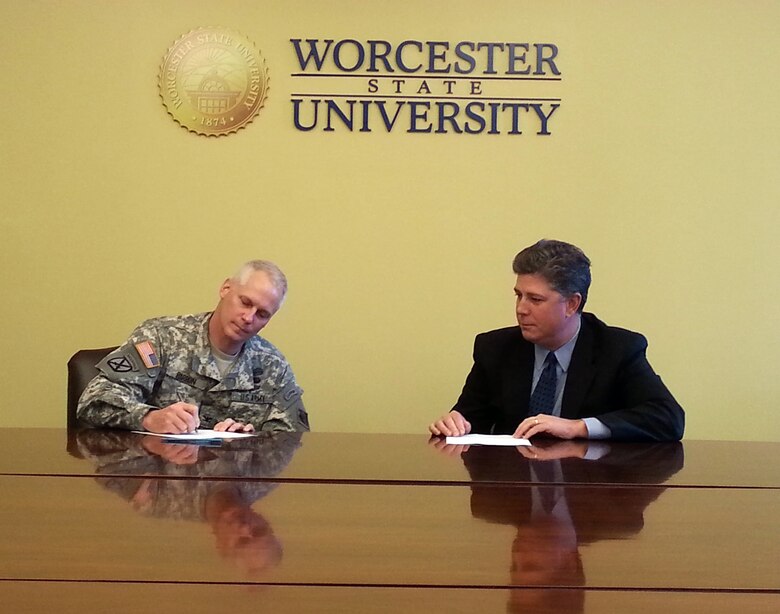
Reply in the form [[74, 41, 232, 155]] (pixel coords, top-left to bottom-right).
[[212, 271, 283, 350]]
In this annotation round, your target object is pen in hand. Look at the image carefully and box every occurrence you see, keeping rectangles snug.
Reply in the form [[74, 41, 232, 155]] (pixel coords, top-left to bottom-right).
[[176, 390, 200, 434]]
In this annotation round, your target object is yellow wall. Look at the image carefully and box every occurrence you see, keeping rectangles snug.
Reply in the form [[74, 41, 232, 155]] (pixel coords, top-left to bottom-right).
[[2, 1, 778, 440]]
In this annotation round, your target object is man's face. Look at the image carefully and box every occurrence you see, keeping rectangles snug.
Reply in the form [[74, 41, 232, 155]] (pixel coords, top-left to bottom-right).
[[212, 505, 282, 579], [514, 274, 581, 350], [212, 271, 283, 350]]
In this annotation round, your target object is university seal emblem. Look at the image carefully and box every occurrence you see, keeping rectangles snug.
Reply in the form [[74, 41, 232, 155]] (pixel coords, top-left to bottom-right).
[[159, 27, 269, 136]]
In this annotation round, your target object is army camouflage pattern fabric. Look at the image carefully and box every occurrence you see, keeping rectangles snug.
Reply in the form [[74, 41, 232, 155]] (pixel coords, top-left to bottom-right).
[[73, 429, 303, 521], [77, 313, 309, 432]]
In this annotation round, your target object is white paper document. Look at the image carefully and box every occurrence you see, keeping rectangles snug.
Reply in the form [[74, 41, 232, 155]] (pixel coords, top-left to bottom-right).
[[445, 434, 531, 446], [132, 429, 256, 440]]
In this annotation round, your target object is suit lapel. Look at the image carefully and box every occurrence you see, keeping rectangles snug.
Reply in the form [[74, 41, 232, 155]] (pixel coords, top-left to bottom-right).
[[561, 316, 596, 419], [503, 335, 535, 415]]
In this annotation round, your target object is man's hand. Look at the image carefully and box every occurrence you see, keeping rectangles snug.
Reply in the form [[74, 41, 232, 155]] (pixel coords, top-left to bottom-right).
[[214, 418, 255, 433], [513, 414, 588, 440], [427, 435, 471, 456], [141, 436, 200, 465], [141, 402, 200, 434], [428, 410, 472, 437], [516, 440, 589, 461]]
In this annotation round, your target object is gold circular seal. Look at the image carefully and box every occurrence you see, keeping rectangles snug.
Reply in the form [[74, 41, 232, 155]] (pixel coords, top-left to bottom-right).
[[159, 27, 269, 136]]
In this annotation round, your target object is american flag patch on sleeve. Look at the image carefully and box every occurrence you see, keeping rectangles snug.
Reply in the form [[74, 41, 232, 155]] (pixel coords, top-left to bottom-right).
[[135, 341, 160, 369]]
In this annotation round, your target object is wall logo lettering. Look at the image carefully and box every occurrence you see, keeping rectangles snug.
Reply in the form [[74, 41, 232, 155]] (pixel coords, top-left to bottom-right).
[[290, 39, 561, 135], [159, 27, 269, 136]]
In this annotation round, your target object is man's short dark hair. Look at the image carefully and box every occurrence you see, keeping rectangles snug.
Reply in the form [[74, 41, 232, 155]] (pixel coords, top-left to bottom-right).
[[512, 240, 591, 311]]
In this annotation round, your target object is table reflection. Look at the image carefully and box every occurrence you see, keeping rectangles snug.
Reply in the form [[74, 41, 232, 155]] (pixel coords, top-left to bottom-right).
[[70, 429, 302, 580], [434, 440, 684, 613]]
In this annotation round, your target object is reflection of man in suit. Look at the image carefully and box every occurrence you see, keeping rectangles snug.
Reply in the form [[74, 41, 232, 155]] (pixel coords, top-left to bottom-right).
[[429, 239, 684, 442], [73, 430, 302, 579], [460, 440, 684, 613]]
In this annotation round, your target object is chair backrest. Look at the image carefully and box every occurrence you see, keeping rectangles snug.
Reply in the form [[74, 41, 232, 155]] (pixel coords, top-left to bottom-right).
[[67, 347, 117, 428]]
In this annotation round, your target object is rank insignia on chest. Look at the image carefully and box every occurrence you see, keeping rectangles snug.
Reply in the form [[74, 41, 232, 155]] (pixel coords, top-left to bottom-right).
[[135, 341, 160, 370]]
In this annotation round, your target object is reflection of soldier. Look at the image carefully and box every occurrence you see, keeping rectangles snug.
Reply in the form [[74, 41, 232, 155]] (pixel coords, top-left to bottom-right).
[[73, 430, 302, 580], [447, 440, 683, 613]]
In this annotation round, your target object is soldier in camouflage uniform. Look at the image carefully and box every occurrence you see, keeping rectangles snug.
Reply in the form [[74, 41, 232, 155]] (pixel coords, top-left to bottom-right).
[[77, 260, 309, 434]]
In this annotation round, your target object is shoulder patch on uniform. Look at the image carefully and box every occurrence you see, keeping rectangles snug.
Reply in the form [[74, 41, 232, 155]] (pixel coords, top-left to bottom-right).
[[135, 341, 160, 369], [107, 356, 135, 373], [283, 385, 300, 402]]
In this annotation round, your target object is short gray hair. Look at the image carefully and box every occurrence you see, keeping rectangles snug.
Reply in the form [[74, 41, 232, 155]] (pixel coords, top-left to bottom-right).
[[512, 240, 591, 311], [232, 260, 288, 299]]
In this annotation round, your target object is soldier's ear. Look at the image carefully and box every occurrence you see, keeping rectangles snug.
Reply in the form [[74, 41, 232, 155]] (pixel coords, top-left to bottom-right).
[[219, 279, 232, 299]]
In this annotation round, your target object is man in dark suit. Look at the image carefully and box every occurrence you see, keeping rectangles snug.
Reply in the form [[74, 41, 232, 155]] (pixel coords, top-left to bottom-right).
[[429, 239, 684, 442]]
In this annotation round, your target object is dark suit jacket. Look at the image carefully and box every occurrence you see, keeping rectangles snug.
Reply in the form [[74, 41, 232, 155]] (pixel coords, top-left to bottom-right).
[[452, 312, 685, 441]]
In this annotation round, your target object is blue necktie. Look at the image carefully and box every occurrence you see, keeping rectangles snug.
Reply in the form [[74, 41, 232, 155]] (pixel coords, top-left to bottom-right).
[[529, 352, 558, 414]]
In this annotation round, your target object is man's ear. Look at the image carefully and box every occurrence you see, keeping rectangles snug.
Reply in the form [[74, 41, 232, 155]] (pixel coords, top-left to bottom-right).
[[218, 279, 232, 299], [566, 293, 582, 316]]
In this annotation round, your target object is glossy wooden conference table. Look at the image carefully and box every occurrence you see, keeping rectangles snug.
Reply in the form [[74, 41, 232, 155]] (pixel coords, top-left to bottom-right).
[[0, 476, 778, 611], [2, 583, 778, 614], [1, 428, 779, 488], [0, 429, 778, 612]]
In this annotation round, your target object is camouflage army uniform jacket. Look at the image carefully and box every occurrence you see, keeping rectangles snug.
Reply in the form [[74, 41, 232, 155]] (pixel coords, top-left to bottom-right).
[[77, 313, 309, 432]]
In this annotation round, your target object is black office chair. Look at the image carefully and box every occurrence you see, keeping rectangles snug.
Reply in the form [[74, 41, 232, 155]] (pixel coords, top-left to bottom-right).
[[66, 347, 117, 428]]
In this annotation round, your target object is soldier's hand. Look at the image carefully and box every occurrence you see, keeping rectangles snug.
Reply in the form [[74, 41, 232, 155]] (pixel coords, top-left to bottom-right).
[[141, 403, 200, 434], [214, 418, 255, 433], [141, 436, 200, 465], [428, 410, 471, 437]]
